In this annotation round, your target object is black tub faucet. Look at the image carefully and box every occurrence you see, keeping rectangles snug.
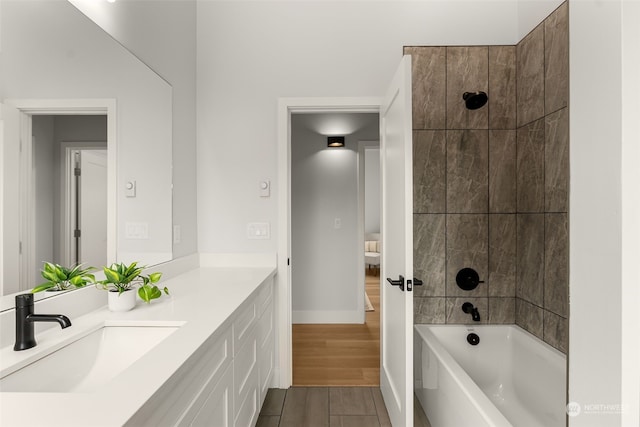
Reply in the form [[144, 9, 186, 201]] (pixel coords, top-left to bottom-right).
[[14, 293, 72, 351], [462, 302, 480, 322]]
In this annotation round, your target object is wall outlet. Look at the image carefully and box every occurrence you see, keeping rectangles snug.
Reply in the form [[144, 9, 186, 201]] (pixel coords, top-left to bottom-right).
[[125, 222, 148, 239], [247, 222, 270, 240]]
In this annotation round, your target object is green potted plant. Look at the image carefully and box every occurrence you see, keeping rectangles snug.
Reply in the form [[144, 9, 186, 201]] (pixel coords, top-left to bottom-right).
[[31, 262, 95, 293], [97, 261, 169, 312]]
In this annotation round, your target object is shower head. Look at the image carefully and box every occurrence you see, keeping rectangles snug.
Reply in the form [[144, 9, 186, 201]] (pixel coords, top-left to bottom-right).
[[462, 91, 488, 110]]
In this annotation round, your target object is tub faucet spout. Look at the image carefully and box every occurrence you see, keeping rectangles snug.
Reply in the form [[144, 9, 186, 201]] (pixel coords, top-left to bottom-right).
[[462, 302, 480, 322], [14, 293, 72, 351]]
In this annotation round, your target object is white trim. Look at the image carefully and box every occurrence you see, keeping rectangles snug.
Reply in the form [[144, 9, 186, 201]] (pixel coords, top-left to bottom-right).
[[277, 97, 381, 388], [292, 310, 364, 324]]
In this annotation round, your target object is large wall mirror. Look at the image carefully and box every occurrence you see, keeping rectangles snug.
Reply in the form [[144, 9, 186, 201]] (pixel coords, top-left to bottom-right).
[[0, 1, 173, 306]]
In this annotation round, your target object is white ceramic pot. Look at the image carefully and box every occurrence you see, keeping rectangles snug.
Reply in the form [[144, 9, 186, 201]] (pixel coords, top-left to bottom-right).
[[108, 289, 137, 312]]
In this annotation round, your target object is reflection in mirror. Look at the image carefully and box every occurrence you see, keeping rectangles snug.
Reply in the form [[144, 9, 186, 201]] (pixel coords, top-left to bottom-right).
[[0, 0, 174, 307], [32, 115, 108, 287]]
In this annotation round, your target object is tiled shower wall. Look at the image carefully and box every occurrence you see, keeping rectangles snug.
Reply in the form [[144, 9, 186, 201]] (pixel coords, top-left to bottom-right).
[[407, 2, 568, 353]]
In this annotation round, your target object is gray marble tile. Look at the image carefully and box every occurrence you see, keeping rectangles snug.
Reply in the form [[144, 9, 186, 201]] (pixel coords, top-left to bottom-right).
[[517, 23, 545, 127], [445, 297, 488, 324], [489, 46, 516, 129], [371, 389, 392, 427], [260, 388, 287, 415], [488, 298, 516, 324], [545, 108, 569, 212], [446, 46, 489, 130], [413, 131, 446, 213], [405, 47, 446, 130], [489, 130, 517, 213], [543, 309, 568, 354], [544, 2, 569, 114], [517, 118, 545, 212], [446, 130, 489, 213], [414, 297, 445, 324], [515, 298, 543, 340], [516, 214, 544, 306], [329, 388, 376, 415], [281, 387, 329, 427], [414, 214, 446, 297], [446, 214, 489, 297], [544, 213, 568, 317], [489, 214, 516, 297]]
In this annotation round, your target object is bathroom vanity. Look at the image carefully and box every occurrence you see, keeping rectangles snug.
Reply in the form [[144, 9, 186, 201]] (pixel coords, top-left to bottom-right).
[[0, 262, 276, 427]]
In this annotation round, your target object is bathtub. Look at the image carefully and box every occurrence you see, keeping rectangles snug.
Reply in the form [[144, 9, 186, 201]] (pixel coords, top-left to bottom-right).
[[414, 324, 566, 427]]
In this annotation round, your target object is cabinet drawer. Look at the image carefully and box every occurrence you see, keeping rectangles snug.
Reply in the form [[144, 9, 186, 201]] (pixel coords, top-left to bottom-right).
[[233, 301, 257, 356], [179, 363, 233, 427], [234, 366, 258, 427], [234, 327, 257, 414], [127, 328, 232, 426]]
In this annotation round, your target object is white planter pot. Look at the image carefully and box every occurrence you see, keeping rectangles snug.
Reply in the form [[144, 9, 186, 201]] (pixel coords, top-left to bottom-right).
[[108, 289, 137, 312]]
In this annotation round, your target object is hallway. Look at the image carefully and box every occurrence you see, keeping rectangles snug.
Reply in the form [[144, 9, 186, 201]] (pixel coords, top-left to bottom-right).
[[293, 273, 380, 386]]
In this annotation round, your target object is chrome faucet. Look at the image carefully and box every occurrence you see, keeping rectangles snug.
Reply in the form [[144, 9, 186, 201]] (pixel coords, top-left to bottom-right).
[[462, 302, 480, 322], [14, 293, 72, 351]]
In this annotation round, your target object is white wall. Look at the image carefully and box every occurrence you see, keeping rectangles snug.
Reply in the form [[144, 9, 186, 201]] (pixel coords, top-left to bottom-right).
[[516, 0, 565, 39], [69, 0, 198, 259], [291, 113, 378, 323], [364, 147, 380, 235], [1, 1, 173, 269], [196, 0, 523, 254], [569, 0, 639, 425]]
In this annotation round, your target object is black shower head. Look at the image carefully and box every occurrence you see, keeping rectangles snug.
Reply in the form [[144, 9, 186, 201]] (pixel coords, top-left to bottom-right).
[[462, 91, 488, 110]]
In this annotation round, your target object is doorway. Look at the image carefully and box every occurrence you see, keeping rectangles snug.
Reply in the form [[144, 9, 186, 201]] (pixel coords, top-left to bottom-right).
[[1, 99, 116, 295], [289, 112, 380, 386]]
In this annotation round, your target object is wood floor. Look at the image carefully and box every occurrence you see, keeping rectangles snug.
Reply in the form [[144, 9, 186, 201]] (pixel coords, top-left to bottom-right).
[[293, 271, 381, 386]]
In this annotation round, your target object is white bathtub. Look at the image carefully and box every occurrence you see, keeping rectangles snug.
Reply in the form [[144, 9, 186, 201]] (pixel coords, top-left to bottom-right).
[[414, 324, 566, 427]]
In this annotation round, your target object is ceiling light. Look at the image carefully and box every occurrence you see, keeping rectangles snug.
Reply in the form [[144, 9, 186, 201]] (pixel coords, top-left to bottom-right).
[[327, 136, 345, 148]]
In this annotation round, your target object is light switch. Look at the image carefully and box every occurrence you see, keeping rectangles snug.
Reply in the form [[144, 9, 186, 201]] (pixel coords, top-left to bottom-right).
[[334, 218, 341, 229], [259, 180, 270, 197], [125, 222, 148, 239], [126, 180, 136, 198]]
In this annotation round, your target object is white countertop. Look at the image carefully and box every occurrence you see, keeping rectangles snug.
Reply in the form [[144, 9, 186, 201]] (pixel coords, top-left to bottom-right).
[[0, 265, 276, 427]]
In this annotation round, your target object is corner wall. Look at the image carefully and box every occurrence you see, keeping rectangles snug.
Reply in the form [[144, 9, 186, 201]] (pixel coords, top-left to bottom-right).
[[409, 2, 569, 354], [514, 3, 568, 353]]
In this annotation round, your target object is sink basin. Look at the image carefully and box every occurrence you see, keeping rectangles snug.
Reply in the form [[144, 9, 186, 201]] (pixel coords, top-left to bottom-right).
[[0, 325, 179, 393]]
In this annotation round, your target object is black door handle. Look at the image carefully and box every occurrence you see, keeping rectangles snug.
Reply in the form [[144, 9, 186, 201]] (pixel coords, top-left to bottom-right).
[[413, 278, 423, 286], [386, 275, 405, 291]]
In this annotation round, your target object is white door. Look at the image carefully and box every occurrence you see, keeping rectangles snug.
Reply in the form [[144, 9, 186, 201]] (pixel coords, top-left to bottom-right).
[[79, 149, 108, 268], [380, 55, 414, 427]]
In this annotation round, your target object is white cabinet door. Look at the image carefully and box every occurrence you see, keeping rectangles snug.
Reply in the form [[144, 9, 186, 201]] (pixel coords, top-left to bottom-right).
[[190, 364, 234, 427], [380, 54, 414, 427]]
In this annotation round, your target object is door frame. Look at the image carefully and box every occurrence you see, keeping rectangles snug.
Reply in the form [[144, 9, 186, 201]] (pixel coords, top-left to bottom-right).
[[276, 97, 381, 387], [4, 99, 116, 291]]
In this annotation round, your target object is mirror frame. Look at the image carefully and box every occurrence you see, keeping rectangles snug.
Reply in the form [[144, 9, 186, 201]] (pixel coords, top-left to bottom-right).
[[0, 99, 116, 310]]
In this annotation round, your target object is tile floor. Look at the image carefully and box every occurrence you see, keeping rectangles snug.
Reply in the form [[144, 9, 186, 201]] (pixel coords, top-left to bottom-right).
[[257, 388, 432, 427]]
